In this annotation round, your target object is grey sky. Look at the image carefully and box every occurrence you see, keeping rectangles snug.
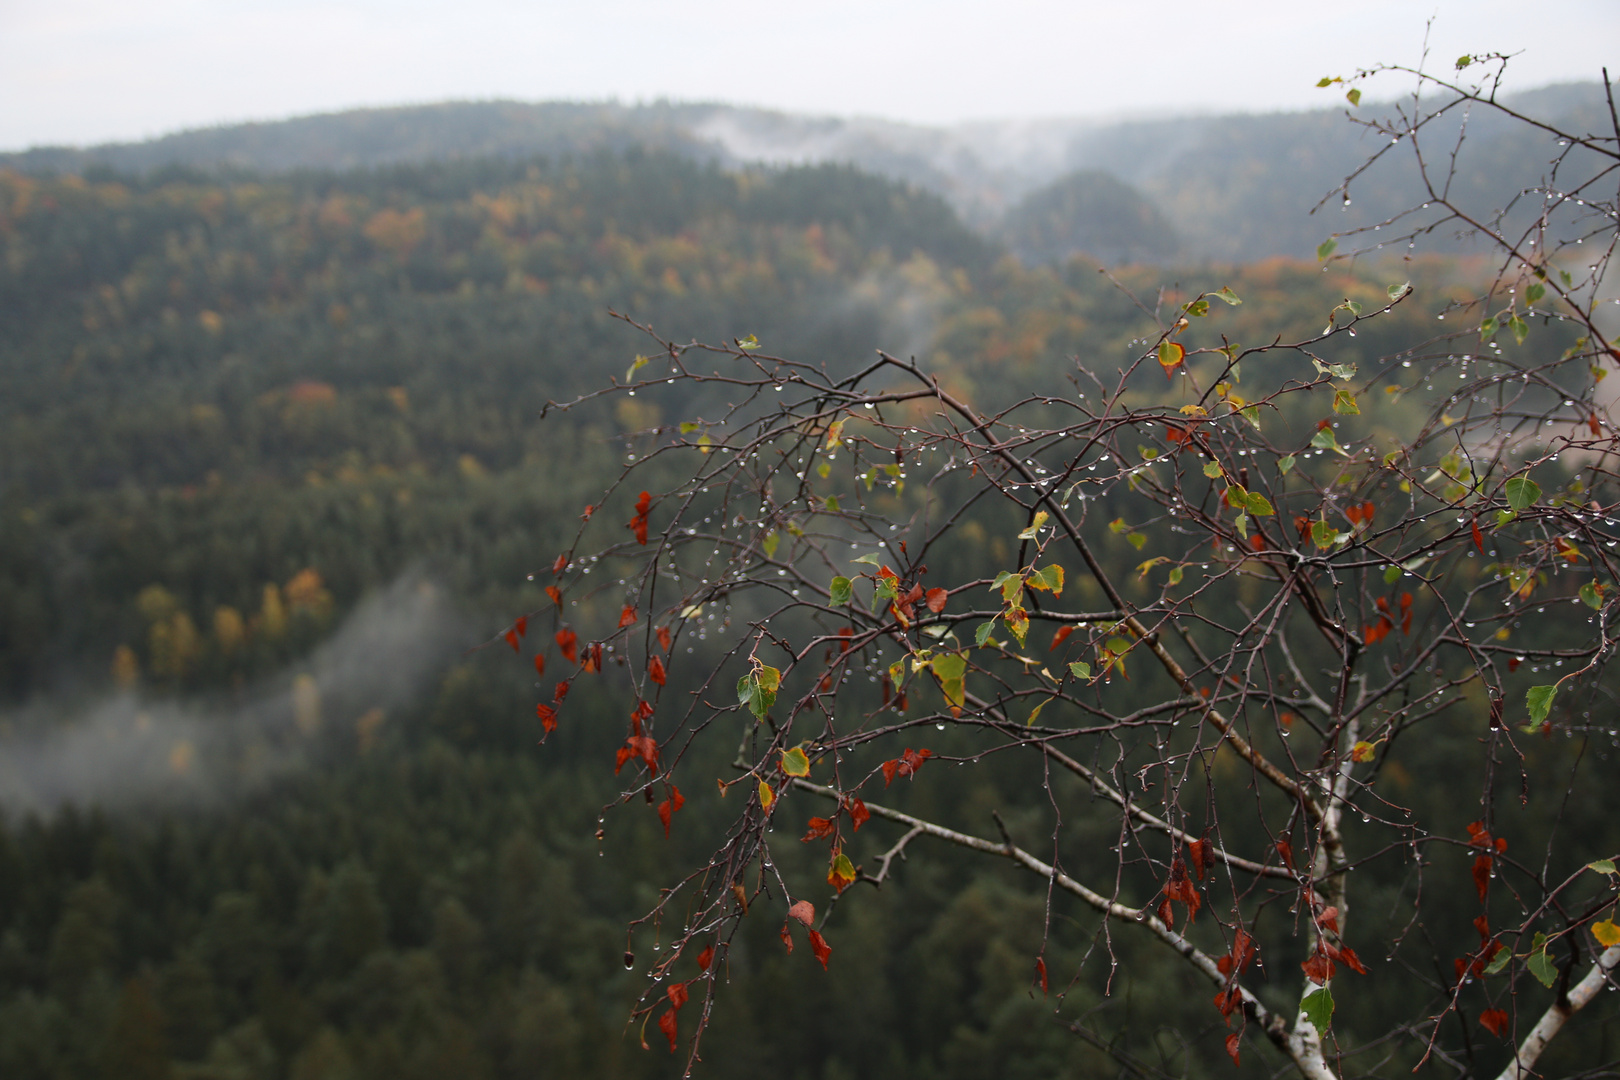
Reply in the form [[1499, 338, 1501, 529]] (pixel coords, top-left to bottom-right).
[[3, 0, 1615, 151]]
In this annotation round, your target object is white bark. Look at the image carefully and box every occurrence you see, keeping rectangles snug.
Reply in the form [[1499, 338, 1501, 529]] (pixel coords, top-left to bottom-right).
[[1494, 943, 1620, 1080]]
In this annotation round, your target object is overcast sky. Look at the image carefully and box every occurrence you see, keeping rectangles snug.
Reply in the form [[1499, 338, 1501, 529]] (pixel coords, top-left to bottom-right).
[[3, 0, 1615, 151]]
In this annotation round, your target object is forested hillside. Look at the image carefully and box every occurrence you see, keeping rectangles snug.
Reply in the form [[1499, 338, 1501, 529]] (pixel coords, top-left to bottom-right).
[[0, 143, 1608, 1080]]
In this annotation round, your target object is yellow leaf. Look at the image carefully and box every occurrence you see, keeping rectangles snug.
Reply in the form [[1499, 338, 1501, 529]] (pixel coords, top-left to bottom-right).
[[758, 780, 775, 811], [1594, 918, 1620, 947]]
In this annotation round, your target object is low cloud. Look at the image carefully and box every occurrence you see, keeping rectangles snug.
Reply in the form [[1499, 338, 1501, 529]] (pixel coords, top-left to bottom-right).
[[0, 574, 473, 817]]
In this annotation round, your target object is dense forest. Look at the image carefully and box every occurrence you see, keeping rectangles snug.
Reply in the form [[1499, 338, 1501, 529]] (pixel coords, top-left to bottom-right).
[[0, 134, 1611, 1080]]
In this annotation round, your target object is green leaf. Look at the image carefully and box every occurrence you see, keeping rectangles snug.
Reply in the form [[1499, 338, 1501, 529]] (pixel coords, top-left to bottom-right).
[[626, 354, 650, 382], [975, 619, 998, 647], [1480, 316, 1499, 343], [852, 553, 883, 567], [1025, 699, 1048, 726], [1138, 444, 1160, 461], [1246, 492, 1275, 516], [1505, 475, 1541, 512], [1215, 287, 1242, 306], [1581, 581, 1604, 610], [1241, 405, 1262, 431], [1311, 519, 1337, 550], [1384, 564, 1402, 585], [1311, 427, 1346, 455], [1317, 237, 1338, 261], [1456, 54, 1472, 69], [829, 576, 852, 606], [1068, 661, 1092, 680], [1388, 281, 1411, 300], [1027, 564, 1065, 596], [1526, 283, 1545, 306], [1301, 987, 1334, 1033], [1166, 565, 1184, 587], [1333, 389, 1360, 415], [1588, 859, 1617, 875], [1004, 607, 1029, 647], [823, 495, 840, 512], [780, 746, 810, 777], [1508, 315, 1529, 346], [1184, 299, 1210, 317], [1346, 88, 1361, 106], [1203, 461, 1224, 479], [736, 334, 760, 351], [1127, 532, 1147, 551], [1018, 511, 1050, 540], [1484, 948, 1512, 975], [762, 531, 780, 558], [1527, 935, 1557, 988], [1278, 454, 1296, 476], [1158, 341, 1186, 372], [817, 461, 831, 479], [737, 674, 755, 706], [679, 421, 702, 434], [931, 652, 967, 710], [1526, 684, 1557, 725]]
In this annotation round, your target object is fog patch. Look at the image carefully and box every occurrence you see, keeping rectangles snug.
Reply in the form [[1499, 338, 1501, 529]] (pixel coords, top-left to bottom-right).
[[0, 574, 472, 817]]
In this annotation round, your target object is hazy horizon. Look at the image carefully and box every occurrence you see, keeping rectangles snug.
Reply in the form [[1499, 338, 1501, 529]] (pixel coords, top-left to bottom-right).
[[5, 0, 1616, 154]]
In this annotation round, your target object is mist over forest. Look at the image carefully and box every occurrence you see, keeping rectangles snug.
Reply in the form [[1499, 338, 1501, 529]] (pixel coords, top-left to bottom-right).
[[0, 80, 1615, 1080]]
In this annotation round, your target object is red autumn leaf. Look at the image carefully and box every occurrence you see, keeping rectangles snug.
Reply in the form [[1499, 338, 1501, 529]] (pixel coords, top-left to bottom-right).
[[779, 923, 793, 952], [667, 981, 689, 1010], [1035, 956, 1049, 995], [1472, 518, 1485, 553], [648, 655, 666, 686], [1474, 914, 1491, 942], [627, 735, 658, 768], [1276, 840, 1294, 869], [554, 680, 570, 703], [1301, 951, 1335, 985], [1294, 515, 1312, 539], [1336, 945, 1368, 974], [582, 642, 601, 673], [696, 946, 714, 972], [808, 929, 831, 969], [1217, 954, 1233, 976], [1189, 838, 1214, 880], [1225, 1033, 1241, 1067], [614, 746, 634, 773], [1156, 896, 1175, 929], [1213, 985, 1242, 1019], [514, 616, 527, 637], [656, 626, 672, 652], [657, 1009, 678, 1052], [924, 587, 948, 613], [1473, 854, 1493, 900], [1231, 928, 1257, 974], [619, 605, 638, 628], [533, 653, 546, 677], [636, 491, 651, 515], [846, 797, 870, 830], [801, 817, 836, 842], [787, 900, 815, 927], [504, 628, 520, 651], [1590, 413, 1603, 437], [1366, 616, 1393, 645], [1480, 1008, 1509, 1038], [1466, 820, 1490, 844], [1400, 591, 1414, 635], [580, 504, 594, 521], [556, 627, 578, 662], [1508, 657, 1522, 672], [658, 800, 673, 836], [1248, 532, 1267, 552], [1454, 957, 1470, 985], [536, 703, 557, 735], [1495, 836, 1507, 853], [883, 747, 932, 785], [552, 554, 568, 576], [1317, 417, 1333, 431], [1049, 626, 1074, 651], [545, 585, 563, 608]]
